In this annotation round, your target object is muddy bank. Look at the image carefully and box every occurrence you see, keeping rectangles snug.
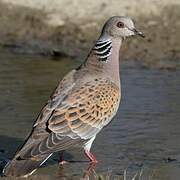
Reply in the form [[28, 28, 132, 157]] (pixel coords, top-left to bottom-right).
[[0, 0, 180, 69]]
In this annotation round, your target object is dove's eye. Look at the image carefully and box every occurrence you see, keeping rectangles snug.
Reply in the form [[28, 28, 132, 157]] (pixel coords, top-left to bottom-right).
[[116, 22, 124, 28]]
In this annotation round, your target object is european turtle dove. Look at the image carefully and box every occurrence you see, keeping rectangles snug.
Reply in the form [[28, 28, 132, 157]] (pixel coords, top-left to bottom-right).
[[3, 16, 144, 177]]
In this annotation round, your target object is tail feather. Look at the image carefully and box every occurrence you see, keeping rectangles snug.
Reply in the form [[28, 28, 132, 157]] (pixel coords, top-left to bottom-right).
[[3, 154, 52, 177]]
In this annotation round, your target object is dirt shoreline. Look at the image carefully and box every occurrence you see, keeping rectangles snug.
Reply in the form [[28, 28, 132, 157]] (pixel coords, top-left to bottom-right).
[[0, 0, 180, 69]]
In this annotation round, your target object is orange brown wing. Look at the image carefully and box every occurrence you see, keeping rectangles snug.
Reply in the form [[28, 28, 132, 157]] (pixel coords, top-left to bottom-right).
[[48, 79, 120, 139], [17, 79, 120, 159]]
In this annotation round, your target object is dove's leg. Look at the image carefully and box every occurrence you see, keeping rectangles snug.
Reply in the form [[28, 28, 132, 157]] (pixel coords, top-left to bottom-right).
[[84, 150, 98, 163], [84, 136, 97, 163], [59, 151, 67, 165]]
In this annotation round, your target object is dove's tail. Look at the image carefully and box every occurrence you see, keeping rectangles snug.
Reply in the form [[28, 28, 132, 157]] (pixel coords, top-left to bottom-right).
[[3, 153, 52, 177]]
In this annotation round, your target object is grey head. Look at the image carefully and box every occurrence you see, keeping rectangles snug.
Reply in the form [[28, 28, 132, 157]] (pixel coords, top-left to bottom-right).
[[101, 16, 144, 39]]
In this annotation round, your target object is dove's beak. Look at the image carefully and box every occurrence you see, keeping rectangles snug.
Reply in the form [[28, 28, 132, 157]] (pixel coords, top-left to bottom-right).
[[133, 28, 145, 38]]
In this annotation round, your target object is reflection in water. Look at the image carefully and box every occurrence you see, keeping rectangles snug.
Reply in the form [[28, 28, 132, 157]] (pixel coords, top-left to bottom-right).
[[57, 163, 97, 180], [0, 53, 180, 179], [82, 163, 97, 180]]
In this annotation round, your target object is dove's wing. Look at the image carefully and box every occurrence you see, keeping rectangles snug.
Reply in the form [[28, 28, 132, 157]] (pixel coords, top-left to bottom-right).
[[15, 76, 120, 159]]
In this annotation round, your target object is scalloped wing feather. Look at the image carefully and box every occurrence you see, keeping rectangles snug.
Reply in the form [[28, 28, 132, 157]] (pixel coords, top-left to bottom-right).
[[15, 77, 120, 159]]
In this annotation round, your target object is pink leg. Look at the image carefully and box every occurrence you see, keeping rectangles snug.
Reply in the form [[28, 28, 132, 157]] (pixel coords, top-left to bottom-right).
[[59, 152, 67, 165], [84, 150, 98, 163]]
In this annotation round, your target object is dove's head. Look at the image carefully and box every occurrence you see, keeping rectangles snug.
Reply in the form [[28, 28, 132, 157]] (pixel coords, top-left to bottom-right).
[[101, 16, 145, 39]]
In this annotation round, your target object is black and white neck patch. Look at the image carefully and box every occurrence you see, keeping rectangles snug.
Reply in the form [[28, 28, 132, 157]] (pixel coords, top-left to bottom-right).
[[93, 39, 112, 61]]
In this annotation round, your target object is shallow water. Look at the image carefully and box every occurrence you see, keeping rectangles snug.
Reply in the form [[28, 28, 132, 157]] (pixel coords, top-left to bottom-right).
[[0, 53, 180, 179]]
